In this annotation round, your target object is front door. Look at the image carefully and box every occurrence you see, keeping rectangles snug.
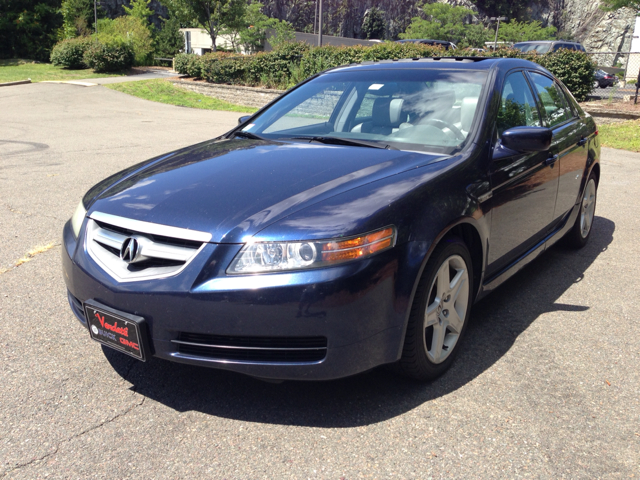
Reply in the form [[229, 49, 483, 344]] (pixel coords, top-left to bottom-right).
[[487, 71, 559, 277], [527, 72, 589, 220]]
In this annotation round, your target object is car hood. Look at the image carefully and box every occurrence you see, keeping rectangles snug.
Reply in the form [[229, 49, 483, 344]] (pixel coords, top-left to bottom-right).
[[89, 138, 444, 243]]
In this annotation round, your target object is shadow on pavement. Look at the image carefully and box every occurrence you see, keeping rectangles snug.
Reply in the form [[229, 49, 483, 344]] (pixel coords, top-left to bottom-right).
[[104, 216, 615, 428]]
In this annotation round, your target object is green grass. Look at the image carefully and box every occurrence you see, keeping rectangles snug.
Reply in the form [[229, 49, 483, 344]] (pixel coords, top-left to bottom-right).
[[599, 119, 640, 152], [105, 79, 257, 113], [0, 59, 125, 83]]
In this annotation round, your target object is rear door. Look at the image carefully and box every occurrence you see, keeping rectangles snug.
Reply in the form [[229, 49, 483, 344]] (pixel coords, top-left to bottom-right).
[[527, 71, 589, 222], [487, 71, 559, 276]]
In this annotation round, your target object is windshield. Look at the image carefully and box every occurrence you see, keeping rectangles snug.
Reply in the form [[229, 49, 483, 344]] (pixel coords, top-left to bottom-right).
[[242, 68, 488, 155], [514, 43, 551, 53]]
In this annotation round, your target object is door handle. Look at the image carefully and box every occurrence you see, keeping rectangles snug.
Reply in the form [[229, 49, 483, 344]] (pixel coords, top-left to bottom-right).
[[577, 138, 587, 147], [545, 154, 558, 167]]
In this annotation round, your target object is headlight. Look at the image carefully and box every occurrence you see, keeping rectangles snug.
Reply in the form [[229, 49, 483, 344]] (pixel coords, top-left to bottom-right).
[[70, 201, 87, 239], [228, 226, 396, 274]]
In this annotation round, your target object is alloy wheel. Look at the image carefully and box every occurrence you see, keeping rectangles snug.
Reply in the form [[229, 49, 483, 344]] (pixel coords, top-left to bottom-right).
[[580, 178, 596, 238], [423, 254, 469, 364]]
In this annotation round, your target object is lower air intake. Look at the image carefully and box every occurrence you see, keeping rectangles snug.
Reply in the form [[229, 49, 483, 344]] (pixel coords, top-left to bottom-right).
[[173, 333, 327, 363]]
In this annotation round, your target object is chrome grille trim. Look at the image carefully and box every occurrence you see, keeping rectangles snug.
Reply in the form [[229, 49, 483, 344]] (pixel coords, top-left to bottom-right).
[[89, 211, 212, 243], [85, 213, 209, 282], [171, 339, 328, 351]]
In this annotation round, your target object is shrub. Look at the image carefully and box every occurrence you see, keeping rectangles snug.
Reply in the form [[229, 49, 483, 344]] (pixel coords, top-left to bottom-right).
[[50, 37, 92, 69], [173, 53, 205, 77], [200, 53, 248, 84], [83, 37, 135, 72], [535, 49, 596, 102], [173, 53, 194, 75]]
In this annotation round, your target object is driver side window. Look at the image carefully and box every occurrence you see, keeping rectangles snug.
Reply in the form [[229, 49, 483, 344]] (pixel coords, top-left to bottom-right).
[[497, 72, 540, 136]]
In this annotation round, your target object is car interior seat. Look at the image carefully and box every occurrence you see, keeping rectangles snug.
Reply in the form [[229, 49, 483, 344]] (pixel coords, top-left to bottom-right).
[[459, 97, 479, 135], [351, 97, 405, 134]]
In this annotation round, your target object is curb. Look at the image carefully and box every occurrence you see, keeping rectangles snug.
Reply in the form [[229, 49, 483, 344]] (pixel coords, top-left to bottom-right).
[[0, 79, 31, 87], [172, 79, 285, 95], [583, 108, 640, 121], [40, 81, 98, 87]]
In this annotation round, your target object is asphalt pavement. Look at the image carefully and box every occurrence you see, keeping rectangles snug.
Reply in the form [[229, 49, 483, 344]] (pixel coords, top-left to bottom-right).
[[1, 82, 639, 479]]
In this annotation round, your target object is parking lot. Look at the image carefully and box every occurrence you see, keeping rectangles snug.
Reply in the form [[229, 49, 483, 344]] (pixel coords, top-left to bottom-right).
[[1, 82, 639, 478]]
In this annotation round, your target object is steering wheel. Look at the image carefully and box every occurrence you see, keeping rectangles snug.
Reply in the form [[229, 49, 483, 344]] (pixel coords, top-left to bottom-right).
[[419, 118, 466, 142]]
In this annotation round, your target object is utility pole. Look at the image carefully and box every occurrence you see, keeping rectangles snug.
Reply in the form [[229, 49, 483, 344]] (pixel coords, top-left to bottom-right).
[[314, 0, 317, 35], [490, 16, 507, 50], [318, 0, 323, 46]]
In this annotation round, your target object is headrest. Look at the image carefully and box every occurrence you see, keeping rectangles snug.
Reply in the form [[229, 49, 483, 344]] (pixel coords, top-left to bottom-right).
[[372, 97, 405, 127], [461, 97, 479, 132]]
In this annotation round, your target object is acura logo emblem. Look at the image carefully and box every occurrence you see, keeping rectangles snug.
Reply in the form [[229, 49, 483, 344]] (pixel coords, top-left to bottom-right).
[[120, 237, 140, 264]]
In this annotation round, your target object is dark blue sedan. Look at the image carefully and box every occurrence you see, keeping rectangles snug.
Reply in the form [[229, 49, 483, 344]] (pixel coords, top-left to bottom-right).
[[62, 57, 600, 381]]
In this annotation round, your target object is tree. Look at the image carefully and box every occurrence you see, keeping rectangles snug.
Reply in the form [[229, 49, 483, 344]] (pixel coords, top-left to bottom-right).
[[0, 0, 63, 60], [60, 0, 94, 38], [361, 7, 385, 40], [237, 2, 275, 52], [97, 16, 155, 65], [155, 16, 185, 57], [601, 0, 640, 11], [123, 0, 155, 24], [160, 0, 246, 51], [268, 20, 295, 50], [399, 3, 489, 47], [497, 19, 556, 43]]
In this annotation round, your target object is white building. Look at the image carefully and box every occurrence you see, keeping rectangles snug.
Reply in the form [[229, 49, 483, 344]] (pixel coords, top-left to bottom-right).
[[179, 28, 380, 55], [180, 29, 240, 55]]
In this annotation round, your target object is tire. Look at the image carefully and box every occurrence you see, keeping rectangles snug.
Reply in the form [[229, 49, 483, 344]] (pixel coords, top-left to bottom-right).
[[563, 171, 598, 249], [397, 236, 474, 381]]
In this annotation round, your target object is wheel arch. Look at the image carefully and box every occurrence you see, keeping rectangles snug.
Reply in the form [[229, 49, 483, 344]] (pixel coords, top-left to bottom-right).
[[394, 216, 486, 365], [408, 217, 486, 314]]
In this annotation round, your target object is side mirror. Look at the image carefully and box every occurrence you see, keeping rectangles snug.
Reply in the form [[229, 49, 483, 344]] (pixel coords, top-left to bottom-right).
[[238, 115, 251, 125], [500, 126, 552, 153]]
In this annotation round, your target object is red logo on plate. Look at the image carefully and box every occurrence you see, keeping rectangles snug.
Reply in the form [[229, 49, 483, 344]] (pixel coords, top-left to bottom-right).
[[94, 311, 129, 337]]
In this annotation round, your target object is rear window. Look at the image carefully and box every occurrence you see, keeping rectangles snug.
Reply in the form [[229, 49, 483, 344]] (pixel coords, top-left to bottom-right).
[[514, 43, 551, 54]]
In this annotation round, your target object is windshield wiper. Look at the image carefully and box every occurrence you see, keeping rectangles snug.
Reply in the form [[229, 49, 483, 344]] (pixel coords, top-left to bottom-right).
[[232, 130, 265, 140], [289, 136, 396, 150]]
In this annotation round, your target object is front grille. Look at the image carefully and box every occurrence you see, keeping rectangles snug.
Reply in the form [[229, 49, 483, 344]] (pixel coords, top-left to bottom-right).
[[85, 212, 211, 282], [173, 333, 328, 363]]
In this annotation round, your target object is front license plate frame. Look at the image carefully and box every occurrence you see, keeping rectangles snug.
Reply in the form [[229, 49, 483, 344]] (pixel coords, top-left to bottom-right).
[[83, 300, 150, 361]]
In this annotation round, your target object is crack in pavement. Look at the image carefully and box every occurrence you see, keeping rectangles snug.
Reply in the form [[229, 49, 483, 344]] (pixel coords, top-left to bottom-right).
[[0, 243, 60, 275], [1, 396, 146, 477], [0, 349, 146, 476]]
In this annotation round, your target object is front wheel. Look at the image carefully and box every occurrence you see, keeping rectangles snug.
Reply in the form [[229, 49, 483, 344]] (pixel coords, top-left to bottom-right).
[[563, 172, 598, 248], [397, 237, 473, 381]]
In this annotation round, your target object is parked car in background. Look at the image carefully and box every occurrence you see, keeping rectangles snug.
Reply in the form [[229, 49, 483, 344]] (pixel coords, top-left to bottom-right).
[[63, 57, 600, 382], [594, 69, 619, 88], [513, 41, 586, 53], [396, 39, 457, 50]]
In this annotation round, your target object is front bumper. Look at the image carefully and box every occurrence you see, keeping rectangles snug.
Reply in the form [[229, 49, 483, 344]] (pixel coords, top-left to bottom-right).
[[62, 220, 418, 380]]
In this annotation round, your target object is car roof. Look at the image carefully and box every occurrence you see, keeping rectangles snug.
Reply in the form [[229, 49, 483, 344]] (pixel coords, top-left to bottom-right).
[[514, 40, 581, 45], [398, 39, 454, 44], [323, 57, 549, 74]]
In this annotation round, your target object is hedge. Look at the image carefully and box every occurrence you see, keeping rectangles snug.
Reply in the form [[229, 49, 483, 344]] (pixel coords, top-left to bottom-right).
[[175, 42, 596, 101], [50, 37, 93, 69]]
